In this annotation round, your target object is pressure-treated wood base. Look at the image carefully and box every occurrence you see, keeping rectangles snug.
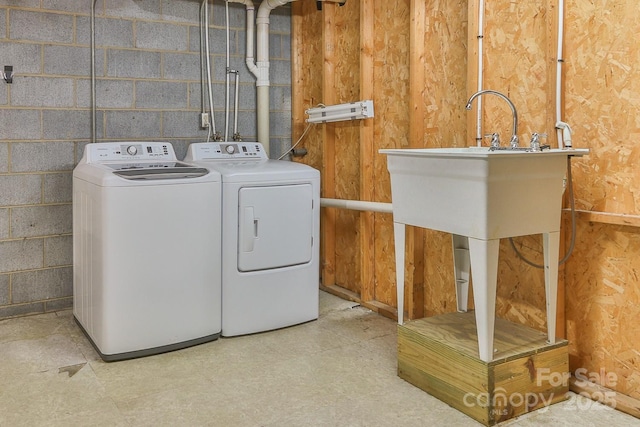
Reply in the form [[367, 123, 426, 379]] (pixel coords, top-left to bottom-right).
[[398, 312, 569, 426]]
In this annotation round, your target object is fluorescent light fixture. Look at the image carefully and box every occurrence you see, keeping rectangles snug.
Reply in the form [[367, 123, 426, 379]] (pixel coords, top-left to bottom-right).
[[305, 100, 374, 124]]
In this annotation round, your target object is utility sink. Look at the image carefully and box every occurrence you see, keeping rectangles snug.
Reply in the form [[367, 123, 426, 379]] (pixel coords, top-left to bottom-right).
[[380, 146, 588, 361]]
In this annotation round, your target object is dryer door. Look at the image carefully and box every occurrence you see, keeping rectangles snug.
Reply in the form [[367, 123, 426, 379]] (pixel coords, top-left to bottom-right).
[[238, 184, 313, 272]]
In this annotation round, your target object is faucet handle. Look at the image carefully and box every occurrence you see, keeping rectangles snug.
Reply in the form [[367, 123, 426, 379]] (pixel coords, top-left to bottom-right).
[[509, 134, 520, 149], [529, 133, 548, 151], [483, 133, 500, 148]]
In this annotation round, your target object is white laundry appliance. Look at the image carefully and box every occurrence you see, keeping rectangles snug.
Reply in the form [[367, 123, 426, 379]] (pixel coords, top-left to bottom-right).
[[73, 142, 222, 361], [184, 142, 320, 337]]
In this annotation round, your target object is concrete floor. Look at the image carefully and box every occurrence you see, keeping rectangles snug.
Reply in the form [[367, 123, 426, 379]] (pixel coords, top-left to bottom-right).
[[1, 291, 639, 426]]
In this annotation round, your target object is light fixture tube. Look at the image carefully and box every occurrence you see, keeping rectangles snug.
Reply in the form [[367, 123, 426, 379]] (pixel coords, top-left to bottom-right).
[[305, 100, 374, 124]]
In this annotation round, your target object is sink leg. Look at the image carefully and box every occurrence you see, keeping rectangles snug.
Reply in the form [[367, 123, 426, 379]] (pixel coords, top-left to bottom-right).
[[452, 234, 470, 312], [394, 222, 406, 325], [468, 238, 500, 362], [543, 231, 560, 344]]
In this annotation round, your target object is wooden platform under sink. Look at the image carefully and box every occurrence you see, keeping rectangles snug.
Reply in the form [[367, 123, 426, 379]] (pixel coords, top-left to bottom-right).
[[398, 311, 569, 426]]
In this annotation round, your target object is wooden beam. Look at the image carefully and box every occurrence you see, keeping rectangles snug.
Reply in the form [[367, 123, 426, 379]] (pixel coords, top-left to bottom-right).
[[545, 0, 566, 340], [570, 376, 640, 419], [466, 0, 480, 145], [359, 0, 375, 303], [569, 209, 640, 228], [321, 4, 337, 287], [291, 3, 304, 148], [407, 0, 427, 320], [320, 283, 398, 322]]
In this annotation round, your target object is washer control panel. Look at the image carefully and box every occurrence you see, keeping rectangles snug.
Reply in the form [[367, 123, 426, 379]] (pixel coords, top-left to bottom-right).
[[188, 142, 268, 161], [86, 142, 176, 163]]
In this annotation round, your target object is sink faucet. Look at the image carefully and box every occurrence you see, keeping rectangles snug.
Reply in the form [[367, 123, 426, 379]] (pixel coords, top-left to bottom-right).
[[465, 90, 519, 149]]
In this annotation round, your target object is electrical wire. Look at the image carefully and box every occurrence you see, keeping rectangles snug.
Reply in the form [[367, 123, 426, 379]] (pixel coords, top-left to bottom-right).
[[278, 122, 312, 160], [509, 156, 577, 268]]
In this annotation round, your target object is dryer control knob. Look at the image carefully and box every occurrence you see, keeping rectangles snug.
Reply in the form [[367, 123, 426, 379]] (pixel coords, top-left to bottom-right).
[[126, 145, 138, 156], [225, 145, 236, 154]]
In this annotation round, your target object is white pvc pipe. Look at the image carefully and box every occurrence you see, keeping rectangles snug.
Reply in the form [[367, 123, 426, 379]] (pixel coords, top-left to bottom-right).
[[320, 198, 393, 214], [475, 0, 485, 145], [228, 0, 296, 156], [255, 0, 299, 156], [226, 0, 258, 77]]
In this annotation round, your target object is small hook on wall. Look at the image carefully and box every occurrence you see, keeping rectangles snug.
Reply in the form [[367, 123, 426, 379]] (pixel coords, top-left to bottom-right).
[[2, 66, 13, 84]]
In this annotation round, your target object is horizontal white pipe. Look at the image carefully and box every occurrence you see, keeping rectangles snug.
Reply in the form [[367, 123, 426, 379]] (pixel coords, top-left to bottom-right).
[[320, 198, 393, 214]]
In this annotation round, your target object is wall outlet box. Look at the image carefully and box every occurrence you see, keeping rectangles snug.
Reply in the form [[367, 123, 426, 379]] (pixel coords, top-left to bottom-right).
[[200, 113, 210, 129]]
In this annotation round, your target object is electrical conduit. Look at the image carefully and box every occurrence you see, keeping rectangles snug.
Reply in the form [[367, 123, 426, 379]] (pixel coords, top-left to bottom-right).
[[555, 0, 572, 149], [475, 0, 485, 145]]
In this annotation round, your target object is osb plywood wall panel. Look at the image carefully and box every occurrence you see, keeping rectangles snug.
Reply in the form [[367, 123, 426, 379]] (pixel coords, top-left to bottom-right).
[[477, 1, 551, 332], [291, 1, 323, 172], [420, 0, 469, 317], [562, 0, 640, 399], [332, 0, 362, 292], [482, 2, 549, 138], [566, 221, 640, 399], [422, 0, 469, 149], [372, 0, 411, 307], [564, 1, 640, 215]]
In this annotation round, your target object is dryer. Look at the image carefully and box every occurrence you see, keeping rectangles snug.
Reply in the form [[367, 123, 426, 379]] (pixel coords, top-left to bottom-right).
[[184, 142, 320, 337], [73, 142, 222, 361]]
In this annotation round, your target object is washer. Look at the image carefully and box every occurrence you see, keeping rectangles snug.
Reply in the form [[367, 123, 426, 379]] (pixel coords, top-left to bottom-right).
[[184, 142, 320, 337], [73, 142, 222, 361]]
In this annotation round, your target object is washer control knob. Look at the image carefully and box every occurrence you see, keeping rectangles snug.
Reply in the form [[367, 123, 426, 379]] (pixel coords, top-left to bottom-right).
[[126, 145, 138, 156], [225, 145, 236, 154]]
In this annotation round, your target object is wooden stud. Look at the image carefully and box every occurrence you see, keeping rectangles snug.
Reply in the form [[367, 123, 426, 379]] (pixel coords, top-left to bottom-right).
[[466, 0, 480, 145], [291, 3, 305, 153], [321, 4, 337, 287], [545, 0, 567, 341], [407, 0, 427, 320], [572, 210, 640, 228], [359, 0, 375, 303], [570, 375, 640, 419]]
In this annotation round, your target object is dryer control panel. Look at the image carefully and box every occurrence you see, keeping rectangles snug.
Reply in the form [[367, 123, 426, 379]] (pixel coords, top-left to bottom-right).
[[187, 142, 268, 161], [85, 142, 177, 163]]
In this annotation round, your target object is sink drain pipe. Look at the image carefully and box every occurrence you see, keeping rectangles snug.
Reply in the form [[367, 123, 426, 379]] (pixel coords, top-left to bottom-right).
[[320, 198, 393, 214]]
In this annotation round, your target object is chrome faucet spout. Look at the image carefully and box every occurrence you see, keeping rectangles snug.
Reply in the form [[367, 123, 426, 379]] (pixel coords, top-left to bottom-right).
[[465, 89, 519, 147]]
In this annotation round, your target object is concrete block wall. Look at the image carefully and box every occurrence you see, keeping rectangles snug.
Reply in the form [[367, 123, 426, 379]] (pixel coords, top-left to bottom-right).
[[0, 0, 292, 319]]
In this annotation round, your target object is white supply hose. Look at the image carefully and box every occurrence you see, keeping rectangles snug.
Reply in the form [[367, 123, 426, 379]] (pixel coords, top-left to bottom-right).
[[225, 0, 231, 141]]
